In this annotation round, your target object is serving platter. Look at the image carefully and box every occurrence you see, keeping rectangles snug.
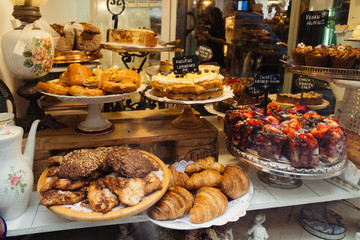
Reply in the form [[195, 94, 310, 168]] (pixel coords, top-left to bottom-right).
[[37, 150, 169, 222], [144, 160, 253, 230]]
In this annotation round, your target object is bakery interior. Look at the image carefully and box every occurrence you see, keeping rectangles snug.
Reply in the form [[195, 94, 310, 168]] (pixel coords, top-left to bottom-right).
[[1, 0, 360, 239]]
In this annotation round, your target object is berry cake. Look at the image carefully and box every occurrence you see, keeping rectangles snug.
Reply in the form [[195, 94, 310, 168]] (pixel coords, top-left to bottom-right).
[[224, 104, 347, 168]]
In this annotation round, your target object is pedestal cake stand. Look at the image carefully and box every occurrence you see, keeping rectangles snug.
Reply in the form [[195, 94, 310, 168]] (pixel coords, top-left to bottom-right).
[[144, 86, 233, 129], [39, 84, 146, 134]]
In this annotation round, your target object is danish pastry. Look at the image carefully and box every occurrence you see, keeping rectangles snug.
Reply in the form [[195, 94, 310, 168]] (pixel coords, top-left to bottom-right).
[[37, 81, 70, 95], [68, 85, 104, 96], [100, 69, 141, 94]]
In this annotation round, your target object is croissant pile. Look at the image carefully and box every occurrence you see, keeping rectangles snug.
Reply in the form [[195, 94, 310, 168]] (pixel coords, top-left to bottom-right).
[[148, 156, 250, 224], [38, 146, 163, 214], [36, 63, 141, 96]]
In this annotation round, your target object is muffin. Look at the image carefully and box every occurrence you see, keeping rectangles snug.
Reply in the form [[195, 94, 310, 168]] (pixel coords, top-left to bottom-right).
[[330, 45, 359, 69], [304, 44, 330, 67], [291, 42, 313, 66]]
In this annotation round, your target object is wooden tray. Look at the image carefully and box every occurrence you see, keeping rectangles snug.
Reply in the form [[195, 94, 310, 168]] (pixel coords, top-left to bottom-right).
[[37, 150, 169, 222]]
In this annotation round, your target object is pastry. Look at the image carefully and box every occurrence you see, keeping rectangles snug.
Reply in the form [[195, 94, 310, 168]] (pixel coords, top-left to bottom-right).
[[184, 169, 223, 190], [87, 178, 119, 213], [107, 29, 133, 44], [100, 69, 141, 94], [67, 63, 93, 86], [276, 91, 323, 106], [184, 156, 225, 175], [304, 45, 330, 67], [189, 187, 228, 224], [168, 165, 189, 188], [224, 105, 347, 168], [150, 66, 224, 101], [74, 22, 102, 51], [39, 188, 87, 206], [36, 81, 70, 95], [68, 85, 105, 96], [220, 164, 249, 199], [291, 42, 313, 65], [330, 45, 359, 69], [159, 59, 173, 73], [148, 186, 194, 220]]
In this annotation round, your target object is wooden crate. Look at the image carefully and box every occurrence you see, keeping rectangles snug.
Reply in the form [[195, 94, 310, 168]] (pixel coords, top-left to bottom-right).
[[32, 109, 218, 189]]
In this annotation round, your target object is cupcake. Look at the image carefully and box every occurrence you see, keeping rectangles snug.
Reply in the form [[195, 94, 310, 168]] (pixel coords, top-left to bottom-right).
[[291, 42, 313, 66], [304, 44, 330, 67], [330, 45, 359, 69]]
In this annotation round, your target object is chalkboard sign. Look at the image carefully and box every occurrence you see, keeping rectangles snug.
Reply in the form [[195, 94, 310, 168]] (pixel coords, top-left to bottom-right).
[[245, 82, 264, 97], [296, 76, 315, 90], [173, 55, 199, 74], [303, 10, 329, 27], [194, 45, 213, 61], [253, 73, 281, 93]]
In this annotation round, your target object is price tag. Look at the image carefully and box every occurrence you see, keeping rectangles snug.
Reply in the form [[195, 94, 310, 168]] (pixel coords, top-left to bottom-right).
[[296, 76, 315, 90], [303, 10, 329, 27], [173, 55, 199, 74], [194, 45, 213, 61], [253, 73, 281, 93], [245, 82, 264, 97]]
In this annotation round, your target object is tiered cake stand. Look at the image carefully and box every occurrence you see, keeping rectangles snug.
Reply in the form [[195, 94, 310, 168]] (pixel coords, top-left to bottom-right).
[[144, 86, 233, 129]]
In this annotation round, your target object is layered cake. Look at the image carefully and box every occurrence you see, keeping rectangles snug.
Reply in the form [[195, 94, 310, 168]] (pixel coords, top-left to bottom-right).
[[224, 104, 346, 168], [107, 28, 158, 47], [276, 91, 323, 105], [150, 66, 224, 100]]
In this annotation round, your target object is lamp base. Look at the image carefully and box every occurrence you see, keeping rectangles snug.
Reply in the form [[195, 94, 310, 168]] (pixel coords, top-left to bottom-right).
[[16, 80, 66, 132]]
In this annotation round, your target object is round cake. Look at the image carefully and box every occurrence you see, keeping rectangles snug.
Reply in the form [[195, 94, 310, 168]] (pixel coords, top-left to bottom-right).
[[150, 66, 224, 101], [224, 104, 347, 168]]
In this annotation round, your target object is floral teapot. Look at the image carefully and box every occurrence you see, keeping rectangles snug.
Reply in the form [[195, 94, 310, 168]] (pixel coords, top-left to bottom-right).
[[0, 120, 40, 221]]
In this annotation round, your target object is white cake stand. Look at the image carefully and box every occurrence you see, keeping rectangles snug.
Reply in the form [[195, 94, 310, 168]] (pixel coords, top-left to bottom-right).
[[39, 84, 146, 134], [144, 86, 233, 129]]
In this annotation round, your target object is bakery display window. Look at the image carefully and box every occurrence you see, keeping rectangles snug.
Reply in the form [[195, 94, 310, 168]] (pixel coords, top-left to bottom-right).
[[1, 0, 360, 239]]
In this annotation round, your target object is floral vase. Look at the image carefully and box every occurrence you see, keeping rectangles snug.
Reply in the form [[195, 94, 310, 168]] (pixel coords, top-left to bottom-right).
[[1, 23, 54, 80]]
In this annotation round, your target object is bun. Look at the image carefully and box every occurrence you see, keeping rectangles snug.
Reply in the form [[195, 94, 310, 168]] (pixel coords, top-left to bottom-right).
[[189, 187, 228, 224], [220, 164, 249, 199], [184, 157, 225, 175], [185, 169, 223, 191], [149, 186, 194, 220]]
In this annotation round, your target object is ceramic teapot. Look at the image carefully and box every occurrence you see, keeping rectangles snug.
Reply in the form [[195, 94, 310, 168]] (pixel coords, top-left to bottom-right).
[[0, 120, 40, 221]]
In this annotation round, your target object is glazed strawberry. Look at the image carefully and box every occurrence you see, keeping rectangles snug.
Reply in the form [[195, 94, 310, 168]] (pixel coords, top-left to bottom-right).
[[299, 133, 318, 148], [246, 118, 263, 127], [288, 119, 302, 131], [310, 129, 323, 138], [265, 116, 279, 125], [316, 122, 330, 133]]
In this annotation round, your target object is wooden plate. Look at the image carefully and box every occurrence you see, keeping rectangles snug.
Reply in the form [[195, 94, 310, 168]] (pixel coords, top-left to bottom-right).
[[37, 150, 169, 222]]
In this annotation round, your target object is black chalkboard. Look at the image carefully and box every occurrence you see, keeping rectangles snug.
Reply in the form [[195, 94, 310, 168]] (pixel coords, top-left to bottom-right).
[[295, 76, 315, 90], [253, 73, 281, 93], [303, 10, 329, 27], [194, 45, 213, 61], [172, 55, 199, 74], [245, 82, 264, 97]]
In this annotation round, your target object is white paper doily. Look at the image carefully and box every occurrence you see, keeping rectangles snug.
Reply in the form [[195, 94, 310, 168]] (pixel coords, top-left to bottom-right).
[[144, 160, 253, 230], [144, 85, 233, 105]]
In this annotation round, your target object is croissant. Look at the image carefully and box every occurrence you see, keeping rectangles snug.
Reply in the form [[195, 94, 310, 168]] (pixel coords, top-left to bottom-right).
[[148, 186, 194, 220], [219, 164, 250, 199], [189, 187, 228, 224], [168, 165, 189, 188], [185, 169, 223, 191], [185, 157, 225, 175]]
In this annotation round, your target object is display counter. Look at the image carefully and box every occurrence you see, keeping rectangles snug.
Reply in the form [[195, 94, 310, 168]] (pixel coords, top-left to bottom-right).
[[6, 115, 360, 237]]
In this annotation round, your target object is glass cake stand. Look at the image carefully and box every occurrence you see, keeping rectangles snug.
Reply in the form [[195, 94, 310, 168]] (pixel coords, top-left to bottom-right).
[[39, 84, 146, 135], [227, 140, 348, 189], [144, 86, 233, 129]]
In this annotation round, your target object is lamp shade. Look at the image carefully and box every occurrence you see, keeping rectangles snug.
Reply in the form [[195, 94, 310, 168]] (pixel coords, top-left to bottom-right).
[[8, 0, 48, 7]]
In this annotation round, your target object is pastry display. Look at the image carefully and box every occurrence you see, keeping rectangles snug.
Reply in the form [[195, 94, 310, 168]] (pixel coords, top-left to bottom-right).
[[291, 43, 360, 69], [37, 63, 141, 96], [224, 104, 347, 168], [149, 65, 224, 101], [148, 156, 250, 224], [107, 28, 158, 47], [38, 146, 166, 216], [276, 91, 323, 106]]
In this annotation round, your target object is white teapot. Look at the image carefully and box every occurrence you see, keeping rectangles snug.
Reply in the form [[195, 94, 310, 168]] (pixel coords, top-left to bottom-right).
[[0, 120, 40, 221]]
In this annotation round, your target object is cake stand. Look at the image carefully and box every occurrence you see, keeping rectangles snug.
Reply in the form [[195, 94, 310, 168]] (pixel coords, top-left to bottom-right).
[[227, 141, 348, 189], [144, 86, 233, 129], [39, 84, 146, 134]]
